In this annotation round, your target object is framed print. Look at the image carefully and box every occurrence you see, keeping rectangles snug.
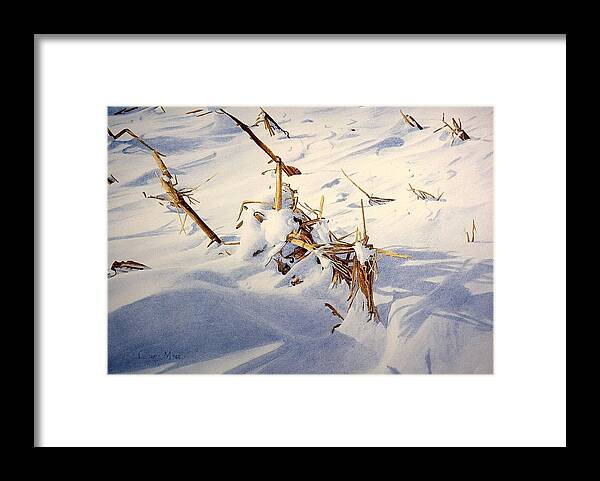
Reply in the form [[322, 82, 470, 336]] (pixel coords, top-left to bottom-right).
[[36, 35, 565, 447]]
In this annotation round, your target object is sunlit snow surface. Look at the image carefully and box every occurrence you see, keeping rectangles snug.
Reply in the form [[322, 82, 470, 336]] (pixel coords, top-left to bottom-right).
[[108, 106, 493, 374]]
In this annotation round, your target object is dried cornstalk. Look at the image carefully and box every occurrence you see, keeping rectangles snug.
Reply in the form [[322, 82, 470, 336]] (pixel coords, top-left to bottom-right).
[[330, 322, 343, 333], [252, 108, 291, 138], [143, 191, 170, 204], [107, 127, 165, 156], [185, 108, 213, 117], [360, 199, 368, 240], [141, 148, 222, 246], [299, 201, 321, 219], [341, 169, 395, 206], [330, 264, 345, 288], [408, 184, 443, 201], [143, 184, 199, 208], [325, 303, 345, 333], [158, 175, 222, 246], [113, 107, 138, 115], [144, 174, 214, 208], [400, 110, 424, 130], [108, 260, 150, 278], [374, 248, 411, 259], [275, 161, 283, 210], [217, 109, 301, 211], [330, 230, 356, 243], [325, 303, 345, 321], [152, 150, 172, 180], [465, 219, 477, 243], [287, 235, 317, 252], [347, 202, 377, 320], [434, 113, 470, 145], [216, 109, 300, 175], [348, 254, 379, 322], [286, 235, 351, 280], [110, 122, 222, 248], [301, 218, 322, 229], [236, 200, 273, 222], [275, 257, 291, 274]]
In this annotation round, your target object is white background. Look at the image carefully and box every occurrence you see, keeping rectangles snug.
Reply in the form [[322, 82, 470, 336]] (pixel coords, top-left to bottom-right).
[[36, 35, 566, 447]]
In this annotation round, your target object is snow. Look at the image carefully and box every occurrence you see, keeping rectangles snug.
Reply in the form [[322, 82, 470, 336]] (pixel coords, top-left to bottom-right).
[[353, 243, 375, 265], [311, 219, 330, 245], [108, 106, 493, 374], [261, 208, 299, 246], [235, 208, 267, 260]]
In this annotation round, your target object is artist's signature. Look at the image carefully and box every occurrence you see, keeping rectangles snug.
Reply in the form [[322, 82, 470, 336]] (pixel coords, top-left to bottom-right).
[[138, 350, 183, 361]]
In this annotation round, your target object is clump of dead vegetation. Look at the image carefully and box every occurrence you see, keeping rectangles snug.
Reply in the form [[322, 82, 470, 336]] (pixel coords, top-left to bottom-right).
[[408, 183, 444, 201], [108, 260, 150, 278], [251, 107, 290, 138], [434, 113, 470, 146], [219, 108, 410, 331], [465, 219, 477, 243], [400, 110, 424, 130], [341, 169, 395, 206]]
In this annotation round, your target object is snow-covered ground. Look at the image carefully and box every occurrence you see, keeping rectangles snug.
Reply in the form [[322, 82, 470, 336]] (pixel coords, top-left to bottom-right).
[[107, 106, 493, 374]]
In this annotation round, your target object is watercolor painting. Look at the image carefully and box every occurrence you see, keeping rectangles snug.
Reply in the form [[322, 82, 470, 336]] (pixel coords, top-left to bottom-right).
[[107, 106, 493, 374]]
